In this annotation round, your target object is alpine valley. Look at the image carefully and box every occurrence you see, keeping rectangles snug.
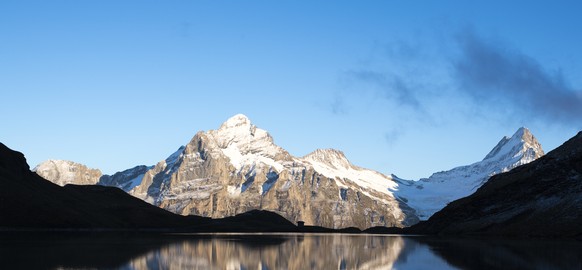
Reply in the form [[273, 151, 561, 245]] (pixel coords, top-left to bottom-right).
[[35, 114, 544, 229]]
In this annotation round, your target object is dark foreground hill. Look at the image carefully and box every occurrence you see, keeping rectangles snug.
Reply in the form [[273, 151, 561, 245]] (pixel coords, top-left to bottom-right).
[[0, 143, 298, 232], [410, 131, 582, 237]]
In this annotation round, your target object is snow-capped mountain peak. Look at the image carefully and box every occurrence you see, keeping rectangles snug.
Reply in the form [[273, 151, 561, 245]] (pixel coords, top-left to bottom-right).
[[212, 114, 276, 151], [483, 127, 543, 163], [303, 149, 351, 170], [219, 113, 251, 129], [207, 115, 289, 172], [395, 127, 544, 220]]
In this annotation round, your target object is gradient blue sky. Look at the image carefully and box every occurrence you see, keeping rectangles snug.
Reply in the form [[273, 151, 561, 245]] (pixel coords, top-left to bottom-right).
[[2, 1, 581, 179]]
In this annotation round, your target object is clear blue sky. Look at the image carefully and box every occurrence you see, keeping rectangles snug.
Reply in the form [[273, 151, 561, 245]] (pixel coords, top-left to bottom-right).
[[2, 1, 581, 179]]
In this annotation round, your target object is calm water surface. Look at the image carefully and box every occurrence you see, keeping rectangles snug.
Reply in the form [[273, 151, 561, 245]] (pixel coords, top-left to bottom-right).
[[1, 233, 582, 269]]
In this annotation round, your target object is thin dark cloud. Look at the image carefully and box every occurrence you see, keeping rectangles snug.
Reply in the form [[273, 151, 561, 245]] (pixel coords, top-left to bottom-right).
[[453, 30, 582, 125], [332, 27, 581, 147], [384, 129, 402, 145], [331, 94, 348, 115], [346, 70, 422, 109]]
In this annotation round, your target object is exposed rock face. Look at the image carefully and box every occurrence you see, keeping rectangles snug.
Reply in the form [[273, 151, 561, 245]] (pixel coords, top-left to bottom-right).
[[410, 131, 582, 236], [34, 160, 102, 186], [130, 114, 413, 229], [394, 127, 544, 220]]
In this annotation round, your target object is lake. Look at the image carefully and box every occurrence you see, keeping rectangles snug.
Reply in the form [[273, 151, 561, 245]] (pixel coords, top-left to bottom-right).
[[1, 232, 581, 269]]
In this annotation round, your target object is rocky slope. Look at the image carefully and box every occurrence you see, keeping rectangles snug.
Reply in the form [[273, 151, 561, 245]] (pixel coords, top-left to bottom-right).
[[394, 127, 544, 220], [410, 131, 582, 236]]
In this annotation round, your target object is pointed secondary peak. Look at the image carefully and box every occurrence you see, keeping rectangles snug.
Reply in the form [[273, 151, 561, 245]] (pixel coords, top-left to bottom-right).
[[483, 127, 543, 161], [304, 148, 347, 159], [511, 127, 531, 139], [303, 149, 351, 169], [220, 114, 252, 130], [510, 127, 541, 149]]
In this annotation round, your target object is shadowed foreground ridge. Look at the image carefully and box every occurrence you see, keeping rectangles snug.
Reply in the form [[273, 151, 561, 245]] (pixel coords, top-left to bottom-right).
[[0, 142, 301, 232], [411, 131, 582, 237], [0, 142, 204, 228]]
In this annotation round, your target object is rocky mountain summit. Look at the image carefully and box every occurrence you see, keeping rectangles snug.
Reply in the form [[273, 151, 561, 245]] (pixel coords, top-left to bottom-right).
[[35, 114, 544, 229]]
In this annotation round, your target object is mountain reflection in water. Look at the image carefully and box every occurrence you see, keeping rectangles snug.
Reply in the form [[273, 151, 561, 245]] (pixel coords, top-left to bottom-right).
[[2, 233, 582, 269], [126, 234, 410, 270]]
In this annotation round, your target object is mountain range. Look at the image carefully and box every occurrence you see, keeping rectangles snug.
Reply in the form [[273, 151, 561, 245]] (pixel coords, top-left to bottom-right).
[[34, 114, 544, 229]]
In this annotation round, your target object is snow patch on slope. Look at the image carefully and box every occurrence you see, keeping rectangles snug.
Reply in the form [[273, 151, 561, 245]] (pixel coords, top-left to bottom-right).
[[304, 149, 398, 198], [164, 146, 185, 172], [126, 173, 145, 191]]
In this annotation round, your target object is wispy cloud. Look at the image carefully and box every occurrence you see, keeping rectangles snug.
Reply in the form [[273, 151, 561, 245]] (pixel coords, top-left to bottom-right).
[[384, 129, 402, 145], [347, 70, 422, 109], [331, 94, 348, 115], [452, 30, 582, 125], [333, 28, 582, 130]]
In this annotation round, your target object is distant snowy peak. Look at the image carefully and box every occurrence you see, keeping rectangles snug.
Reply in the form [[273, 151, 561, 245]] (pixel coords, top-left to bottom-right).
[[34, 159, 153, 192], [396, 127, 545, 221], [483, 127, 544, 163], [425, 127, 544, 183], [34, 160, 102, 186], [303, 149, 351, 170]]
